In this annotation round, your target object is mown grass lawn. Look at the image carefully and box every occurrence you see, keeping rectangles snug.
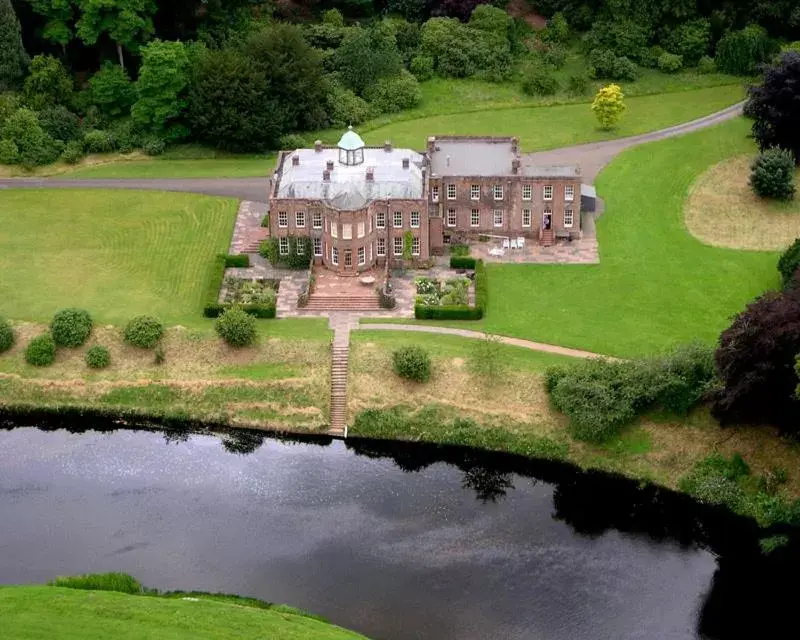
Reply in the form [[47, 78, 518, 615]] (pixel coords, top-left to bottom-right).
[[0, 586, 368, 640], [482, 118, 778, 357], [380, 118, 779, 357], [0, 190, 238, 326], [361, 85, 744, 151], [45, 84, 744, 179]]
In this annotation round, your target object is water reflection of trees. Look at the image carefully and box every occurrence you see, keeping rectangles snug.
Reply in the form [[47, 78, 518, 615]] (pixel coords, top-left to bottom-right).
[[345, 437, 799, 640]]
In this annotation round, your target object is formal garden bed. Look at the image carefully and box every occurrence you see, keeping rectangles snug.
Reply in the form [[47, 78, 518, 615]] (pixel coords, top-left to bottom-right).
[[413, 260, 487, 320], [219, 277, 279, 306]]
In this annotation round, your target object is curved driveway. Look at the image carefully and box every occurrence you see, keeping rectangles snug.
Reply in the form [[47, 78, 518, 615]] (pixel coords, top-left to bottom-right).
[[0, 102, 744, 202]]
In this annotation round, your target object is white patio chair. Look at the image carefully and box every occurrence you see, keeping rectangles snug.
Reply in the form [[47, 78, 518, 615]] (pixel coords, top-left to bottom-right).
[[502, 238, 510, 249], [517, 237, 525, 248], [510, 239, 518, 250]]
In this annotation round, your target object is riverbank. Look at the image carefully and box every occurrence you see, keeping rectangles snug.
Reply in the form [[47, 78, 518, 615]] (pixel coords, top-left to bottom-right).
[[2, 321, 799, 527], [0, 580, 368, 639]]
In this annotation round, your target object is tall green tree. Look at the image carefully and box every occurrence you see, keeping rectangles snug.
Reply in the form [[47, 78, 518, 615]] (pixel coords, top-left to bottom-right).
[[334, 25, 402, 96], [76, 0, 156, 69], [26, 0, 75, 51], [131, 39, 189, 139], [22, 55, 73, 111], [0, 0, 30, 90]]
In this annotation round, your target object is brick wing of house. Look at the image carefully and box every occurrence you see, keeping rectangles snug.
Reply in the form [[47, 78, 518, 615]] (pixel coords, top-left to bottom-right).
[[268, 127, 583, 274]]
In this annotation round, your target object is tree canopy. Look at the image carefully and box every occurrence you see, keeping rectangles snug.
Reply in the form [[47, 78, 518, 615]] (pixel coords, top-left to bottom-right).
[[0, 0, 29, 90]]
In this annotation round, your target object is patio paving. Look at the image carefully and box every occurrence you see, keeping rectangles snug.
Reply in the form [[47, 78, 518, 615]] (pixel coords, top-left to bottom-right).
[[469, 236, 598, 265]]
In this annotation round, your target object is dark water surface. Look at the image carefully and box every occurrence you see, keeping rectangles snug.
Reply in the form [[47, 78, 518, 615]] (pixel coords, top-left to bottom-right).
[[0, 423, 796, 640]]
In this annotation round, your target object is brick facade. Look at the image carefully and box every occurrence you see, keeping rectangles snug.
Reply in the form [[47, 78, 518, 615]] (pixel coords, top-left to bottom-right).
[[269, 134, 582, 274]]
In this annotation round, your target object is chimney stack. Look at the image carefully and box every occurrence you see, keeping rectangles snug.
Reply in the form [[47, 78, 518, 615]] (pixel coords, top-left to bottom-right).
[[366, 167, 374, 182], [314, 140, 323, 153], [291, 154, 299, 166], [402, 157, 409, 169], [323, 169, 330, 182], [326, 159, 334, 171], [446, 155, 451, 168], [511, 158, 520, 175], [384, 140, 392, 152], [426, 136, 436, 157], [511, 136, 519, 153]]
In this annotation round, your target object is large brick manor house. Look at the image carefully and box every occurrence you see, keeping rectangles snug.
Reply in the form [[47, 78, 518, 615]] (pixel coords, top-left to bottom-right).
[[268, 127, 582, 274]]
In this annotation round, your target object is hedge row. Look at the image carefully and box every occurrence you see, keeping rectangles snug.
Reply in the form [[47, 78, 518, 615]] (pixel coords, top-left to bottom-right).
[[200, 255, 275, 318], [224, 254, 251, 268], [450, 256, 477, 269], [414, 259, 487, 320], [203, 303, 276, 319]]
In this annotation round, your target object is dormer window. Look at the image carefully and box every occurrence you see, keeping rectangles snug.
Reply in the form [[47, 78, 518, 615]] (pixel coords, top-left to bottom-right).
[[337, 126, 365, 166]]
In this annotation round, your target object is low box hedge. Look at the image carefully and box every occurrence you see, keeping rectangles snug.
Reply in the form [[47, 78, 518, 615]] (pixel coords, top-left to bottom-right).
[[201, 254, 275, 318], [414, 259, 487, 320], [224, 254, 250, 268], [203, 303, 275, 319], [450, 256, 477, 269]]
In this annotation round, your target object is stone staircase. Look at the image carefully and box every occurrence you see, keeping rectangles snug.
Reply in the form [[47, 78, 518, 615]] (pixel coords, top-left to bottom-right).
[[241, 228, 269, 254], [329, 342, 349, 436], [305, 292, 382, 312], [328, 315, 354, 437], [541, 228, 555, 247]]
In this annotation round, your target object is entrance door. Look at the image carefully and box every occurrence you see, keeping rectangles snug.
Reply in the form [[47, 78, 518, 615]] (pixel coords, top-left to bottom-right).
[[344, 249, 353, 272], [543, 213, 552, 230]]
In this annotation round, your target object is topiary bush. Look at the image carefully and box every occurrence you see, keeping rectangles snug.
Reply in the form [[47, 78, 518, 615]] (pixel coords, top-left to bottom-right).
[[392, 345, 432, 382], [521, 67, 559, 96], [215, 307, 257, 347], [697, 55, 716, 74], [25, 334, 56, 367], [50, 308, 93, 347], [0, 317, 14, 353], [85, 345, 111, 369], [749, 147, 796, 200], [124, 315, 164, 349], [657, 52, 683, 73], [778, 238, 800, 288]]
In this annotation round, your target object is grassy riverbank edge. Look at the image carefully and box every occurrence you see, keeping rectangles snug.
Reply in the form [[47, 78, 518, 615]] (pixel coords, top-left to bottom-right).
[[0, 583, 368, 639]]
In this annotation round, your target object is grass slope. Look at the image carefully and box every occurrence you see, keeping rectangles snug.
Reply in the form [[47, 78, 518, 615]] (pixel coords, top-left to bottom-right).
[[0, 190, 237, 326], [361, 85, 744, 151], [47, 85, 743, 179], [0, 586, 367, 640]]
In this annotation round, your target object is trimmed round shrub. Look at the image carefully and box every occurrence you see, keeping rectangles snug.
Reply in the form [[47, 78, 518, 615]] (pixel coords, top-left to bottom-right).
[[589, 49, 638, 81], [410, 55, 434, 81], [215, 307, 256, 347], [124, 315, 164, 349], [25, 334, 56, 367], [50, 308, 93, 347], [611, 56, 638, 81], [83, 129, 115, 154], [142, 137, 166, 156], [657, 52, 683, 73], [778, 238, 800, 288], [392, 345, 432, 382], [521, 68, 559, 96], [85, 345, 111, 369], [0, 317, 14, 353], [697, 55, 716, 74], [749, 148, 796, 201], [61, 140, 85, 164]]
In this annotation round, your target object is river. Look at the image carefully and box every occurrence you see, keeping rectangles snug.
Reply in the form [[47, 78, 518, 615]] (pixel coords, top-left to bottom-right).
[[0, 421, 795, 639]]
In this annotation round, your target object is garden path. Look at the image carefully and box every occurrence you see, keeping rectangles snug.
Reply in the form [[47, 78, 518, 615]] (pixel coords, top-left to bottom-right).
[[357, 323, 616, 360], [0, 102, 744, 200]]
